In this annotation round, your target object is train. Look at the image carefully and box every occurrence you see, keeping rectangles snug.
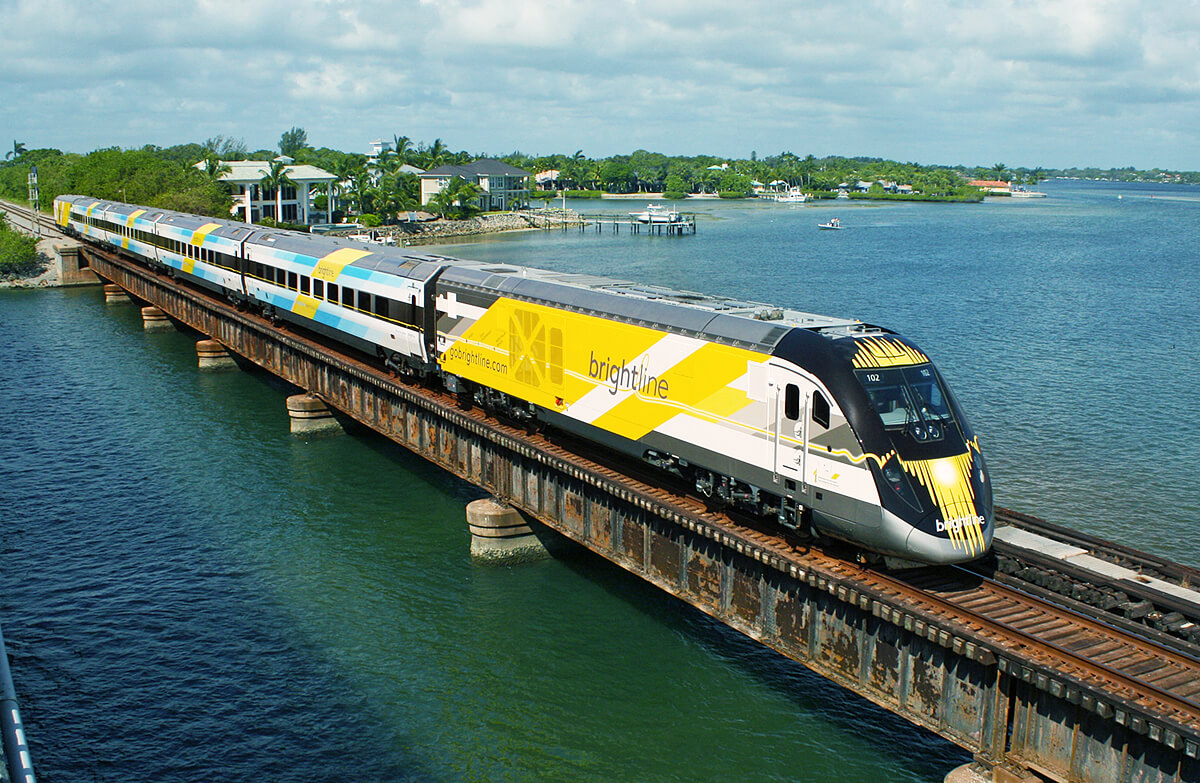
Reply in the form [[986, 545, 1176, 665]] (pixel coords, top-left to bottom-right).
[[54, 194, 993, 566]]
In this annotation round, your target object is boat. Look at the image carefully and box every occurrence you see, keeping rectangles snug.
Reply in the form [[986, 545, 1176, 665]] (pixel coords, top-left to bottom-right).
[[774, 188, 808, 203], [629, 203, 683, 224], [1011, 186, 1047, 198], [818, 218, 844, 230]]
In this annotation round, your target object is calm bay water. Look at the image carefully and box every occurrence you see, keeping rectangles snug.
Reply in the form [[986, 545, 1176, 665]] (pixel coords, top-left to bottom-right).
[[1, 180, 1196, 781]]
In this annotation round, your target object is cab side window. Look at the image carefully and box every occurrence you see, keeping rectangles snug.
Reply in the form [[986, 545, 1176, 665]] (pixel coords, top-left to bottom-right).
[[784, 384, 800, 420], [812, 390, 831, 429]]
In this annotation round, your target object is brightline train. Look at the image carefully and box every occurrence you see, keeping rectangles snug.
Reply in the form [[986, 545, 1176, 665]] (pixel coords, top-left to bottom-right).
[[55, 194, 993, 565]]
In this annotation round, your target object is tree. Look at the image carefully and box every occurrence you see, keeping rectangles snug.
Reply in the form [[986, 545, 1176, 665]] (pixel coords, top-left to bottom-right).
[[259, 158, 296, 222], [391, 135, 413, 165], [279, 127, 308, 158], [198, 152, 231, 182], [418, 138, 449, 169], [991, 162, 1008, 182], [5, 141, 26, 161], [428, 175, 483, 218], [203, 136, 247, 160]]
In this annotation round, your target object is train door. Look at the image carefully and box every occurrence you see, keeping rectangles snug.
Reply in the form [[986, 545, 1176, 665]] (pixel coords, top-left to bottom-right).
[[767, 364, 810, 490]]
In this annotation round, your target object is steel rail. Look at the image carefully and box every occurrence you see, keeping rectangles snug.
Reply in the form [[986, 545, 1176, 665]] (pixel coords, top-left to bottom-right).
[[997, 507, 1200, 587]]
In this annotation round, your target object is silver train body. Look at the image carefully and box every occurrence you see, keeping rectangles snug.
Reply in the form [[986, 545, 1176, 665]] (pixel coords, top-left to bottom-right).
[[55, 195, 993, 564]]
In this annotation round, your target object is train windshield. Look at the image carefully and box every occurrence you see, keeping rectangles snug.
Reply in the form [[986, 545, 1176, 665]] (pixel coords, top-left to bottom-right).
[[855, 364, 957, 442]]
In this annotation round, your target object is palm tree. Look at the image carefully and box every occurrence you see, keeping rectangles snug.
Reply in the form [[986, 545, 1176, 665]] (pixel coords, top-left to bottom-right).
[[391, 135, 413, 165], [6, 140, 26, 161], [429, 176, 483, 218], [259, 159, 296, 223], [991, 162, 1008, 182], [420, 138, 449, 169], [199, 153, 231, 181]]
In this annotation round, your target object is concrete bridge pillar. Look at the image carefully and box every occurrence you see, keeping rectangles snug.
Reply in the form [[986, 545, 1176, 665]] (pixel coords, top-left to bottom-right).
[[103, 283, 131, 305], [467, 498, 554, 565], [55, 242, 98, 286], [285, 393, 343, 436], [140, 306, 172, 332], [196, 339, 237, 371]]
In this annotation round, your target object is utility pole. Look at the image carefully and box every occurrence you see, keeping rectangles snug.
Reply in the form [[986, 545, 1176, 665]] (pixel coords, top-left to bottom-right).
[[26, 164, 40, 239]]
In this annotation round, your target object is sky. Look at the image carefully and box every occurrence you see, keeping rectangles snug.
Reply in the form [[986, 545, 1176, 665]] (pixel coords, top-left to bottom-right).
[[4, 0, 1200, 171]]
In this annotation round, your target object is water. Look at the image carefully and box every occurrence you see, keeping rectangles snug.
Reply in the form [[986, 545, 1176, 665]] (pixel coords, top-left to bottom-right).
[[1, 180, 1196, 781]]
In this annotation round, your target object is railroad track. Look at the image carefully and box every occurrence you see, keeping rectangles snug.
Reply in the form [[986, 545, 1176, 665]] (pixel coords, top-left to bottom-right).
[[0, 199, 63, 239], [988, 508, 1200, 652]]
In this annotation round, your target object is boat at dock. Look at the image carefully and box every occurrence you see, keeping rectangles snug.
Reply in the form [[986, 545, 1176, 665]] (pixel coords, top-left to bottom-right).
[[773, 188, 808, 203], [1011, 187, 1047, 198], [629, 203, 683, 224]]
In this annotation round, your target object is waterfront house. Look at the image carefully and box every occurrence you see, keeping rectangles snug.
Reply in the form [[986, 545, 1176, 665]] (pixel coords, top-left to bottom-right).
[[967, 179, 1012, 195], [197, 156, 338, 224], [535, 169, 561, 191], [419, 159, 532, 211]]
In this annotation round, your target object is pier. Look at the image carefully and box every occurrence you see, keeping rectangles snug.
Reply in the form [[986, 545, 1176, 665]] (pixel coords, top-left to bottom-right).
[[533, 209, 698, 235], [64, 232, 1197, 783]]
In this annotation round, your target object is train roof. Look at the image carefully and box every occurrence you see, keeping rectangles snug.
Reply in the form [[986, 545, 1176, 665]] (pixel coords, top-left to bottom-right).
[[434, 256, 864, 353], [54, 196, 877, 350], [252, 231, 445, 282]]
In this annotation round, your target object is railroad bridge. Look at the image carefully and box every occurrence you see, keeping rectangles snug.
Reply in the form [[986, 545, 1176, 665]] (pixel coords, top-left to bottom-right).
[[26, 222, 1200, 783]]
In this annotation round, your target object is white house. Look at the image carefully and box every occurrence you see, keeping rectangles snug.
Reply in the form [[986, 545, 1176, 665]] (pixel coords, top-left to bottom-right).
[[197, 156, 338, 224], [419, 159, 532, 212]]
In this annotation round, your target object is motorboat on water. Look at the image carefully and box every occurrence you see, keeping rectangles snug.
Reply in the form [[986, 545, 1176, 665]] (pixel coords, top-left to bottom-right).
[[1011, 186, 1047, 198], [629, 203, 683, 224], [774, 188, 808, 203], [818, 218, 844, 230]]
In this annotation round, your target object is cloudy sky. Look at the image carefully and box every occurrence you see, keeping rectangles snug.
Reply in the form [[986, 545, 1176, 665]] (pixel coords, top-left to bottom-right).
[[5, 0, 1200, 170]]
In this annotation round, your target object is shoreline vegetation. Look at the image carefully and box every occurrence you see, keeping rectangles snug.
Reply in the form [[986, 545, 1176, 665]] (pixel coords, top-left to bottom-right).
[[3, 130, 1198, 282]]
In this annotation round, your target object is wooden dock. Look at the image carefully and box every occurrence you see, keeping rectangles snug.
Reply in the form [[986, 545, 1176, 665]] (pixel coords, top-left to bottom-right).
[[538, 212, 697, 236]]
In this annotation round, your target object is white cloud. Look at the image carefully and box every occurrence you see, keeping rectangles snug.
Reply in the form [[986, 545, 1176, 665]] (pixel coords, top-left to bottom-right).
[[2, 0, 1199, 168]]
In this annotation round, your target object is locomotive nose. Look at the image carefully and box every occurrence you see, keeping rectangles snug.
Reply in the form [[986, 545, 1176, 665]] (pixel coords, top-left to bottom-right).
[[902, 513, 994, 564]]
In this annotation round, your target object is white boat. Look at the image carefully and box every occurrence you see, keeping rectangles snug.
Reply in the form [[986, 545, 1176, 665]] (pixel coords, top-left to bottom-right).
[[774, 188, 808, 203], [818, 218, 844, 230], [629, 203, 682, 224], [1011, 187, 1047, 198]]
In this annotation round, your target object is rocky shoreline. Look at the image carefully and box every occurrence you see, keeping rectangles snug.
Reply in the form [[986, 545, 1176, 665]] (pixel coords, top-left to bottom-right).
[[0, 235, 62, 289]]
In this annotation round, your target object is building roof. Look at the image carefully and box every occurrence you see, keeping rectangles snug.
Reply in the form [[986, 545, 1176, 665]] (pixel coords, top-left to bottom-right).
[[419, 158, 532, 179], [197, 157, 338, 184], [967, 179, 1011, 188]]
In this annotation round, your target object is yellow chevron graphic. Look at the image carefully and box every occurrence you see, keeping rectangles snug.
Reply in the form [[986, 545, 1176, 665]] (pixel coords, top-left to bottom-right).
[[590, 342, 758, 440], [191, 222, 221, 246], [292, 294, 320, 320], [312, 248, 373, 281], [852, 336, 929, 369], [900, 451, 985, 555], [441, 297, 764, 440]]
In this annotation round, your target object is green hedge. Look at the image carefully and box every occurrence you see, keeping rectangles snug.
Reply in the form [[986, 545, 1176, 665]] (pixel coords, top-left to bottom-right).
[[564, 189, 603, 198], [663, 190, 688, 200], [0, 215, 43, 278], [718, 190, 750, 199]]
